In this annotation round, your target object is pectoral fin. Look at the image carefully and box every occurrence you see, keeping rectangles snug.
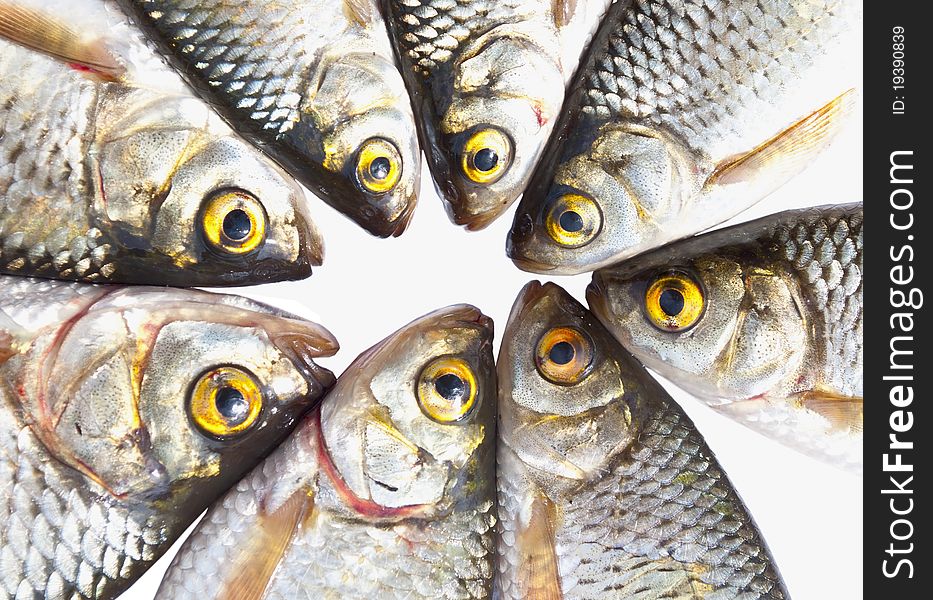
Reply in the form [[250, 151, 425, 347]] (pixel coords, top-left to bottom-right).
[[344, 0, 374, 26], [221, 490, 315, 600], [793, 388, 863, 434], [706, 89, 857, 188], [516, 495, 563, 600], [552, 0, 579, 27], [0, 3, 124, 81]]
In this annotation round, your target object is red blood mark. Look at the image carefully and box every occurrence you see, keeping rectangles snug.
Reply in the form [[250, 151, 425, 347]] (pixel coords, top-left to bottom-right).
[[311, 410, 427, 520], [532, 104, 547, 127]]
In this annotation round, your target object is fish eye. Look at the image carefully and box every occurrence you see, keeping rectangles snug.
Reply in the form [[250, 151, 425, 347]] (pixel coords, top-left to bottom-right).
[[644, 272, 705, 332], [535, 327, 595, 385], [356, 138, 402, 194], [545, 193, 602, 248], [189, 366, 263, 437], [201, 190, 267, 255], [416, 357, 478, 423], [461, 127, 512, 184]]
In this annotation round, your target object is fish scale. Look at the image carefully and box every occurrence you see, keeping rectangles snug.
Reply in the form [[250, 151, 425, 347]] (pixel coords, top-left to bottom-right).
[[0, 42, 116, 281], [770, 209, 863, 398], [581, 0, 852, 157], [496, 282, 786, 599], [588, 204, 863, 470], [1, 393, 167, 600]]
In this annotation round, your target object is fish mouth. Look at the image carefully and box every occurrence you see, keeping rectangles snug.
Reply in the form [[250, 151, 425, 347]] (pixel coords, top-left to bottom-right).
[[452, 203, 510, 231], [272, 328, 339, 393], [585, 275, 609, 318]]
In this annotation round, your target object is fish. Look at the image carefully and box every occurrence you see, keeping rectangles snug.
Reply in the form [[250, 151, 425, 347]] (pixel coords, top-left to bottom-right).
[[496, 281, 788, 599], [0, 1, 325, 286], [0, 275, 338, 600], [587, 203, 863, 471], [383, 0, 611, 230], [507, 0, 860, 274], [156, 305, 497, 600], [116, 0, 421, 238]]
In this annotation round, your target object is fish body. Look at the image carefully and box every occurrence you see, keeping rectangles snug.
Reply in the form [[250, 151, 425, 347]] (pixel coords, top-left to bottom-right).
[[383, 0, 611, 229], [117, 0, 421, 237], [157, 305, 496, 600], [508, 0, 859, 274], [0, 275, 337, 599], [496, 282, 787, 599], [0, 1, 323, 285], [588, 203, 863, 471]]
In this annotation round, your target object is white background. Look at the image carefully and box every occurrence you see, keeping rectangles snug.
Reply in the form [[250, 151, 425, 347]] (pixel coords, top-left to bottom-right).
[[122, 101, 863, 599]]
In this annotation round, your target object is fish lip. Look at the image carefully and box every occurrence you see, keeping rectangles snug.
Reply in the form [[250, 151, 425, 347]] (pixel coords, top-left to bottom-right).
[[451, 203, 510, 231], [509, 254, 558, 274]]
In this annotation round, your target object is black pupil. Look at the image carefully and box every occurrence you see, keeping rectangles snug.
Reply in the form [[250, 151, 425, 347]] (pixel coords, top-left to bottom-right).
[[370, 156, 392, 180], [473, 148, 499, 172], [435, 373, 466, 402], [559, 210, 584, 233], [215, 387, 250, 424], [223, 209, 251, 241], [549, 341, 575, 365], [659, 289, 685, 316]]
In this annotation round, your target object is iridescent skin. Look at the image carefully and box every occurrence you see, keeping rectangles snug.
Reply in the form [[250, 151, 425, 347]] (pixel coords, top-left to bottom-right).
[[118, 0, 421, 237], [158, 305, 497, 600], [497, 282, 787, 599], [0, 276, 337, 600], [0, 1, 322, 285], [588, 204, 863, 471]]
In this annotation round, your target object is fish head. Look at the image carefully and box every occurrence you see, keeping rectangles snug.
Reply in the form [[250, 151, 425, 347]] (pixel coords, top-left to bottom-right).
[[587, 250, 808, 402], [96, 96, 323, 285], [498, 282, 655, 487], [507, 122, 700, 274], [435, 28, 565, 230], [320, 305, 495, 516], [32, 288, 337, 510], [308, 52, 421, 237]]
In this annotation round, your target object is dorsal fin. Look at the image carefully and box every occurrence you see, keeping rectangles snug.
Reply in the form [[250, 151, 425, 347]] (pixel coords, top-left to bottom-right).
[[0, 2, 124, 81]]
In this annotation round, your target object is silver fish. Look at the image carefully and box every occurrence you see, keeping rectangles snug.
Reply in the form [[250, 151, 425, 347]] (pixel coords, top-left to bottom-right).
[[508, 0, 859, 274], [117, 0, 421, 238], [383, 0, 610, 230], [588, 203, 863, 471], [157, 305, 496, 600], [497, 281, 787, 598], [0, 275, 338, 600], [0, 1, 325, 286]]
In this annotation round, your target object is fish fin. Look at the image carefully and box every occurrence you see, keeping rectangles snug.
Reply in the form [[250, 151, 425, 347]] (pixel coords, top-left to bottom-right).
[[706, 89, 857, 188], [516, 495, 563, 600], [0, 332, 12, 364], [344, 0, 374, 26], [552, 0, 578, 27], [0, 3, 124, 81], [220, 489, 315, 600], [793, 388, 863, 433]]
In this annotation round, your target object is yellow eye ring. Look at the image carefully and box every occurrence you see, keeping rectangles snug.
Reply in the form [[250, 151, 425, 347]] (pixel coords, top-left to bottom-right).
[[545, 193, 602, 248], [644, 272, 705, 332], [461, 127, 512, 185], [201, 190, 267, 255], [535, 327, 595, 385], [416, 357, 478, 423], [356, 138, 402, 194], [189, 366, 264, 437]]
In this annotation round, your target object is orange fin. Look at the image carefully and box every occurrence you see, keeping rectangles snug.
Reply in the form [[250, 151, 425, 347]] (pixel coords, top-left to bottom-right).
[[0, 331, 12, 364], [706, 89, 857, 188], [344, 0, 374, 26], [794, 388, 863, 433], [0, 3, 124, 81], [552, 0, 579, 27], [517, 495, 563, 600], [221, 490, 315, 600]]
